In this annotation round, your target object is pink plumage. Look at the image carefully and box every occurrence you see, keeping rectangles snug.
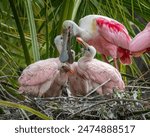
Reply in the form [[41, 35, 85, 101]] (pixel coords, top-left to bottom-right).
[[130, 22, 150, 57], [18, 58, 59, 86], [18, 58, 62, 97], [18, 35, 69, 97], [63, 15, 132, 69], [18, 35, 93, 97], [76, 37, 125, 95], [68, 62, 93, 96]]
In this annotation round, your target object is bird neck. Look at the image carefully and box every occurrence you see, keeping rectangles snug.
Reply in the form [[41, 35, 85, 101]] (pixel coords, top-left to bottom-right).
[[78, 56, 93, 70], [79, 56, 93, 63], [71, 22, 91, 41], [72, 23, 83, 36]]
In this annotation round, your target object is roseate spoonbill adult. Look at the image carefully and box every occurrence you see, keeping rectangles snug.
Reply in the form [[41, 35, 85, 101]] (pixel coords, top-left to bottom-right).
[[76, 37, 125, 95], [130, 22, 150, 57], [62, 15, 132, 69], [18, 35, 72, 97]]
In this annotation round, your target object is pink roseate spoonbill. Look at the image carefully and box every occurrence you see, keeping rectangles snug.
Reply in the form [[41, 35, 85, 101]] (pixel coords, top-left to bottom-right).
[[18, 35, 72, 97], [62, 15, 132, 69], [76, 37, 125, 95], [130, 22, 150, 57]]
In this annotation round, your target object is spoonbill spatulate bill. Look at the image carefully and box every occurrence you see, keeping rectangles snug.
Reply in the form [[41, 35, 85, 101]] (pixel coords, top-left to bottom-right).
[[63, 15, 132, 69]]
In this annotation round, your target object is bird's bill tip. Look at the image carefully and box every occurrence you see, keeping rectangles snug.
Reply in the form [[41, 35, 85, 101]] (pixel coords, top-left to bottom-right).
[[76, 37, 88, 48], [76, 37, 83, 44]]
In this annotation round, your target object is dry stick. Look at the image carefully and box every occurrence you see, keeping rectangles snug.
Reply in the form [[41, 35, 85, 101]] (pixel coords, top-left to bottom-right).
[[25, 96, 50, 115], [130, 69, 150, 91], [143, 97, 150, 101], [81, 113, 100, 118], [126, 86, 150, 90], [123, 109, 150, 119], [34, 96, 80, 101], [75, 50, 84, 58], [68, 98, 148, 118], [135, 69, 150, 82], [34, 96, 105, 103], [83, 78, 111, 98], [0, 75, 18, 79], [20, 109, 30, 120], [142, 111, 150, 120]]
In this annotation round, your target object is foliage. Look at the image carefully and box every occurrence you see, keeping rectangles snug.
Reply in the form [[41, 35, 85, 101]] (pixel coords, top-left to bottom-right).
[[0, 100, 52, 119], [0, 0, 150, 119]]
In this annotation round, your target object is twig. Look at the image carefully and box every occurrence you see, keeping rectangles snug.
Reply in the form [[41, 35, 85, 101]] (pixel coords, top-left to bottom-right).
[[0, 75, 18, 79], [34, 96, 75, 101], [132, 70, 150, 83], [142, 111, 150, 120], [20, 109, 30, 120], [75, 51, 84, 58], [84, 78, 111, 98], [126, 85, 150, 90], [123, 109, 150, 119], [68, 98, 148, 118], [143, 98, 150, 101]]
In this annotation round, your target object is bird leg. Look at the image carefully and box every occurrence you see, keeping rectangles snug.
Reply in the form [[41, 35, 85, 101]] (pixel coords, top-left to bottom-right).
[[102, 54, 109, 63], [131, 49, 146, 57], [113, 58, 119, 70]]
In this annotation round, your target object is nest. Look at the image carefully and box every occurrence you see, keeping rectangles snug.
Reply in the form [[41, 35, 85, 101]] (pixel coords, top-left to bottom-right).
[[1, 88, 150, 120]]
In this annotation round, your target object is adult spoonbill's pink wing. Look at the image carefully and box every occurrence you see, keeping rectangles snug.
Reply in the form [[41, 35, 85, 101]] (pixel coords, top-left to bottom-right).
[[96, 18, 132, 65], [18, 58, 59, 86], [130, 22, 150, 56], [96, 18, 131, 49]]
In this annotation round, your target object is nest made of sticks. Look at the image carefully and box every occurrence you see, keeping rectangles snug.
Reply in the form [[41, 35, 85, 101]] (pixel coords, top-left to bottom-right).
[[1, 87, 150, 120]]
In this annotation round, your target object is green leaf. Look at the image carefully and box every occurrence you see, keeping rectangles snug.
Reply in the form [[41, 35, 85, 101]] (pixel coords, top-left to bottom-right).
[[0, 100, 52, 120], [8, 0, 31, 65], [24, 0, 40, 62]]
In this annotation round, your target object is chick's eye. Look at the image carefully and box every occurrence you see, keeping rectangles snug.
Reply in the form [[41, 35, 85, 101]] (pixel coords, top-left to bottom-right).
[[87, 48, 90, 51]]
